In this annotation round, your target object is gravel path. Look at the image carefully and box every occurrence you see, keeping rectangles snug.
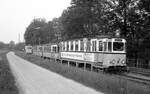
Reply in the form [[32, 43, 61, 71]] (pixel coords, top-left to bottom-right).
[[7, 52, 104, 94]]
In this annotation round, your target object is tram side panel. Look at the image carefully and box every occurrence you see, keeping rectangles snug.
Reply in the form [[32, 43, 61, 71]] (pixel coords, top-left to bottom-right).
[[25, 46, 33, 54], [43, 52, 51, 58], [61, 52, 100, 65], [60, 51, 127, 70], [101, 53, 127, 70]]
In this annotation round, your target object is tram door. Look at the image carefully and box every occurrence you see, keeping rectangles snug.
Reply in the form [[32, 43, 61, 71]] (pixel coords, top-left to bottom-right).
[[91, 39, 97, 52], [91, 39, 103, 66]]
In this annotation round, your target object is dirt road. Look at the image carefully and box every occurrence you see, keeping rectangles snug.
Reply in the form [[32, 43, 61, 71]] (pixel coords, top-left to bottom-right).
[[7, 52, 104, 94]]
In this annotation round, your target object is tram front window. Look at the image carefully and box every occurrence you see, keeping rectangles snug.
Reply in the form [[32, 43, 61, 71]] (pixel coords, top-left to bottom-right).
[[113, 42, 124, 51]]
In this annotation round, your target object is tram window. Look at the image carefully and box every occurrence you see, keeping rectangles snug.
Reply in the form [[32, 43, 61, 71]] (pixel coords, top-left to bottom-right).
[[61, 43, 63, 51], [108, 42, 112, 52], [103, 42, 107, 51], [80, 40, 84, 51], [99, 41, 103, 51], [63, 43, 65, 51], [49, 47, 51, 52], [71, 41, 73, 51], [67, 42, 69, 51], [73, 41, 75, 51], [57, 46, 60, 52], [54, 46, 56, 52], [52, 47, 54, 52], [46, 47, 49, 52], [44, 47, 47, 52], [113, 42, 124, 51], [75, 41, 78, 51], [53, 46, 57, 52], [53, 47, 55, 52], [87, 40, 91, 52], [64, 42, 67, 51], [55, 47, 57, 52], [39, 47, 42, 51], [92, 41, 96, 52]]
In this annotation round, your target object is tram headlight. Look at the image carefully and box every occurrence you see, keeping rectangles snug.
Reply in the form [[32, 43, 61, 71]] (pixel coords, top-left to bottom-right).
[[110, 59, 115, 64], [121, 59, 125, 64]]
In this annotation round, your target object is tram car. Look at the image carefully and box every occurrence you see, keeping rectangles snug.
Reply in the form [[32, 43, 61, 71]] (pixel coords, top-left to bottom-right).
[[42, 43, 60, 59], [32, 45, 43, 57], [25, 45, 33, 54], [60, 36, 127, 71], [32, 36, 127, 71]]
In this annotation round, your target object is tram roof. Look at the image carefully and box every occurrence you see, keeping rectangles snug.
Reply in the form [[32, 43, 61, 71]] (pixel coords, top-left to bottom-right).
[[61, 35, 125, 42]]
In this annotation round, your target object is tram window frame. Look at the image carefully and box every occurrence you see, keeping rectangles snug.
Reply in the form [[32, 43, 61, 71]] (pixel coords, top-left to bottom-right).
[[51, 46, 53, 52], [113, 42, 124, 51], [39, 47, 42, 51], [75, 40, 79, 51], [44, 46, 47, 52], [51, 46, 54, 52], [70, 41, 73, 51], [80, 40, 84, 51], [86, 39, 91, 52], [108, 42, 112, 52], [103, 42, 107, 52], [63, 42, 65, 51], [47, 46, 49, 52], [91, 40, 97, 52], [64, 42, 67, 51], [67, 42, 69, 51], [49, 46, 51, 52], [124, 43, 126, 52], [61, 42, 63, 51], [55, 46, 58, 52], [69, 41, 71, 51], [57, 46, 59, 52], [54, 46, 56, 52], [73, 41, 75, 51], [51, 45, 57, 52], [98, 41, 103, 51]]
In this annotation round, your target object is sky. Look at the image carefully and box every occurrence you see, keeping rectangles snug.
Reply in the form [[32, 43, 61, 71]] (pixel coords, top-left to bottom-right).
[[0, 0, 71, 43]]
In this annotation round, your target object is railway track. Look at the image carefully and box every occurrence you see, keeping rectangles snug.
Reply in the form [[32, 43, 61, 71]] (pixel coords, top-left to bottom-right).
[[83, 67, 150, 85], [131, 71, 150, 77], [129, 67, 150, 77], [48, 58, 150, 85], [120, 73, 150, 85], [86, 67, 150, 85]]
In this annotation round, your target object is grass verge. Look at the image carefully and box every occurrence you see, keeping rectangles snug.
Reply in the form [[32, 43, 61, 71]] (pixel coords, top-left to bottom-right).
[[0, 50, 19, 94], [15, 51, 150, 94]]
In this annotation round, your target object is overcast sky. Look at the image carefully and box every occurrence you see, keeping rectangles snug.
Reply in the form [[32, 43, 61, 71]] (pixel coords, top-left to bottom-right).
[[0, 0, 71, 43]]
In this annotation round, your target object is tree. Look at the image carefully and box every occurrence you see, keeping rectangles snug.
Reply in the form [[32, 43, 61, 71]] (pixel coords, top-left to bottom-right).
[[61, 0, 112, 40], [24, 18, 47, 45], [14, 42, 25, 51], [9, 41, 15, 49], [0, 42, 6, 49]]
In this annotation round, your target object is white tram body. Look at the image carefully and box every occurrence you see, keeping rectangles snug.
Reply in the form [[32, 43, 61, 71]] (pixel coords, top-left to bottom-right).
[[25, 46, 33, 54], [42, 43, 60, 59], [32, 45, 43, 56], [60, 37, 126, 70], [32, 36, 127, 71]]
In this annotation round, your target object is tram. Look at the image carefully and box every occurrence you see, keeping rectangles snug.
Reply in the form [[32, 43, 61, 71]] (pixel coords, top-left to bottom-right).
[[25, 45, 33, 54], [32, 36, 127, 71]]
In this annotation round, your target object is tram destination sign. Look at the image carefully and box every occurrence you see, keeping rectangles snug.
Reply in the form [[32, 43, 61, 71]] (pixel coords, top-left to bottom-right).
[[61, 52, 95, 62]]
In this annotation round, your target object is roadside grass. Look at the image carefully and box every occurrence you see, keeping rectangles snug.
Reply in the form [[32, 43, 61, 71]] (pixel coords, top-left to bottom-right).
[[0, 50, 19, 94], [15, 51, 150, 94]]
